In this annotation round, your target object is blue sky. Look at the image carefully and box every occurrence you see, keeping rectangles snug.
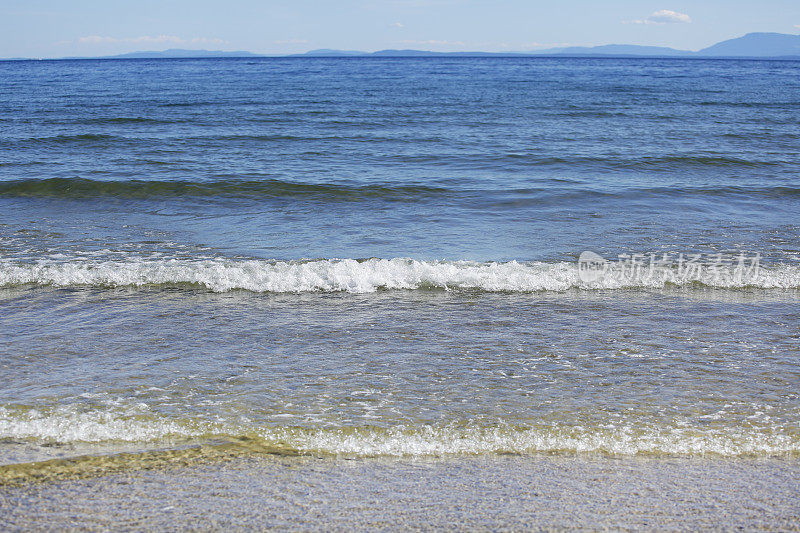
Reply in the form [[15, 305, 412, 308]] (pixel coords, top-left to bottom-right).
[[2, 0, 800, 58]]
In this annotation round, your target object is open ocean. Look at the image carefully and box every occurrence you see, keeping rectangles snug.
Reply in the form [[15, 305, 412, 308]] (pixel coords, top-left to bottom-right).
[[0, 56, 799, 491]]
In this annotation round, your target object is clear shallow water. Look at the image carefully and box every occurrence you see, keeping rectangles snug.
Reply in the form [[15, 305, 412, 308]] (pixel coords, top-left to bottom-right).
[[1, 289, 799, 460], [4, 456, 800, 530], [0, 57, 799, 467]]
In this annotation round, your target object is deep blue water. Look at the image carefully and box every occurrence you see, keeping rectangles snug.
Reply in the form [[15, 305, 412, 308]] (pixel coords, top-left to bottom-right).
[[1, 57, 798, 262]]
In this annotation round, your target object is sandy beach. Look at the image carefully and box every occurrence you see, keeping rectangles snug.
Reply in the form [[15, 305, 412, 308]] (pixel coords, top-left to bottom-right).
[[2, 454, 799, 530]]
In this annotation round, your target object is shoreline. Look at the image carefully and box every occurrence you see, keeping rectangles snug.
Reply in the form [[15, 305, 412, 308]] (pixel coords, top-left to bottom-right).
[[2, 454, 799, 530]]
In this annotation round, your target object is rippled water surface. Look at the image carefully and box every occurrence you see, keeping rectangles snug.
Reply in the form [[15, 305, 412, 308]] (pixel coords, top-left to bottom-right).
[[0, 57, 798, 469]]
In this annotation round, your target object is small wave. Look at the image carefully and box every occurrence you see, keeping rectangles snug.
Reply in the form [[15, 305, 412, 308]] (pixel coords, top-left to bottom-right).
[[492, 154, 784, 170], [274, 425, 800, 458], [0, 133, 120, 146], [79, 117, 175, 125], [1, 406, 797, 458], [1, 178, 800, 202], [0, 178, 448, 200], [0, 405, 197, 444], [1, 258, 798, 293], [624, 155, 784, 169]]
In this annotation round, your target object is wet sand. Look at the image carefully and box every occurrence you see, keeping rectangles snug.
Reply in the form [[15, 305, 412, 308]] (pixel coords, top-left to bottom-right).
[[2, 455, 799, 531]]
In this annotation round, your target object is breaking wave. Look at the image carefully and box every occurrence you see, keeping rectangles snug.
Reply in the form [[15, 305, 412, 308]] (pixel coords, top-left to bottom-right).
[[0, 257, 798, 293], [1, 406, 797, 459]]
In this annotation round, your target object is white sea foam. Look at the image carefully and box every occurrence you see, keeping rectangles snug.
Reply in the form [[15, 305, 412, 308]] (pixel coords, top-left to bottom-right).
[[1, 407, 798, 458], [275, 425, 800, 457], [1, 258, 799, 293], [0, 405, 200, 443]]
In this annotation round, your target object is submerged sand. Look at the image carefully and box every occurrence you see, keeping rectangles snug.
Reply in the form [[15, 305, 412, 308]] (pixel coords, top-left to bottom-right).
[[1, 455, 799, 531]]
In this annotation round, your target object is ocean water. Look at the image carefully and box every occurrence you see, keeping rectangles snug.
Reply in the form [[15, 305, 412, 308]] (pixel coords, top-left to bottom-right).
[[0, 57, 799, 474]]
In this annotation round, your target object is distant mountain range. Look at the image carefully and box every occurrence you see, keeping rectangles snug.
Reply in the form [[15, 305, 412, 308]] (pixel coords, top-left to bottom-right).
[[298, 33, 800, 58], [67, 49, 261, 59], [5, 32, 800, 60], [540, 32, 800, 57], [698, 32, 800, 56]]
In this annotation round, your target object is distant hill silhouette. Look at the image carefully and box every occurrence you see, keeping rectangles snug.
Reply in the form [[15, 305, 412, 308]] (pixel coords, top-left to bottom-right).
[[57, 49, 261, 60], [535, 33, 800, 57], [698, 32, 800, 57], [300, 49, 528, 57], [107, 49, 260, 59], [300, 33, 800, 58], [6, 32, 800, 60], [303, 49, 367, 56], [540, 44, 691, 57]]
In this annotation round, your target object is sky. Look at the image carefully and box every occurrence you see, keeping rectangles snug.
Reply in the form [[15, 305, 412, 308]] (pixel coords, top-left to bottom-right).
[[2, 0, 800, 58]]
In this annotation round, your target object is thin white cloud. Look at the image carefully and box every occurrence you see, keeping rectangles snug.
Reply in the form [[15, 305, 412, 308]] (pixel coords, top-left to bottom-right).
[[72, 35, 227, 46], [795, 24, 800, 29], [525, 42, 579, 49], [77, 36, 114, 44], [399, 39, 466, 46], [390, 22, 404, 28], [190, 37, 227, 45], [649, 9, 691, 23], [273, 38, 309, 45], [624, 9, 691, 25]]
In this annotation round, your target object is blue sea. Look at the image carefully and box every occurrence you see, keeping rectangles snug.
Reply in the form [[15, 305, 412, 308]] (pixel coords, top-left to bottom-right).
[[0, 57, 799, 475]]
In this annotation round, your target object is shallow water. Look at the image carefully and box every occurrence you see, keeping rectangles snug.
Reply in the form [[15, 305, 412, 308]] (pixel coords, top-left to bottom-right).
[[3, 456, 800, 531], [1, 288, 799, 460]]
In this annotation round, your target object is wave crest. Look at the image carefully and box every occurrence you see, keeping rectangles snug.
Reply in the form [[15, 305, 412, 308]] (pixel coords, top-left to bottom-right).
[[1, 258, 799, 293], [2, 178, 800, 201], [0, 178, 446, 200], [2, 406, 797, 458]]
